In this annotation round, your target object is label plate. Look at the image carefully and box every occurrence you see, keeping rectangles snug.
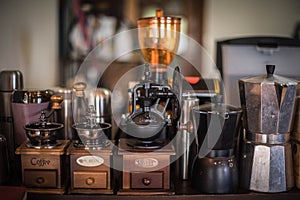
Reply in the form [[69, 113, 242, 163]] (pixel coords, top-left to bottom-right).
[[76, 155, 104, 167]]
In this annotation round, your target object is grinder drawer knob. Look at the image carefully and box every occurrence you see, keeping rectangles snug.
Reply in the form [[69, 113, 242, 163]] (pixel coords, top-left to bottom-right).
[[36, 177, 45, 184], [142, 177, 151, 186], [86, 177, 95, 185]]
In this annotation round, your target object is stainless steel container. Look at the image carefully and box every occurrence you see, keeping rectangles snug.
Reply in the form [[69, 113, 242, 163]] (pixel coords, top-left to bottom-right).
[[0, 70, 23, 184], [88, 88, 112, 124], [88, 88, 112, 139], [239, 65, 298, 193], [54, 88, 75, 140], [0, 70, 23, 91], [0, 70, 23, 158]]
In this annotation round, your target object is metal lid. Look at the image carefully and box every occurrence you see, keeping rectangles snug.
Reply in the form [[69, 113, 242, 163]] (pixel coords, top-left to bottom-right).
[[193, 95, 242, 114], [239, 65, 298, 86], [0, 70, 23, 91]]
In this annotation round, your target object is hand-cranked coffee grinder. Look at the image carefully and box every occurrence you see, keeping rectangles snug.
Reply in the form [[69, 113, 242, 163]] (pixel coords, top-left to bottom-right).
[[15, 95, 69, 194], [117, 10, 181, 194], [68, 82, 114, 194]]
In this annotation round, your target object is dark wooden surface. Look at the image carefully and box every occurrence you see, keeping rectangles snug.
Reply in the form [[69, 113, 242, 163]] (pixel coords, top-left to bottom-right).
[[27, 180, 300, 200], [26, 190, 300, 200]]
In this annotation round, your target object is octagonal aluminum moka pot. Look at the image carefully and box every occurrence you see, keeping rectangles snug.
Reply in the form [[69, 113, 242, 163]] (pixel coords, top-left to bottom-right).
[[238, 64, 299, 193], [239, 65, 298, 135]]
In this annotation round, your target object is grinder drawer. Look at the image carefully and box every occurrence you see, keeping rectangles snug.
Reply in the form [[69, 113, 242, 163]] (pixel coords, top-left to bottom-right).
[[24, 169, 57, 188], [73, 171, 107, 189], [131, 172, 163, 189]]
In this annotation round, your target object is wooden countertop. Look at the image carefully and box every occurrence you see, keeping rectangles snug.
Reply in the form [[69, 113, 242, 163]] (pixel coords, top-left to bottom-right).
[[26, 180, 300, 200]]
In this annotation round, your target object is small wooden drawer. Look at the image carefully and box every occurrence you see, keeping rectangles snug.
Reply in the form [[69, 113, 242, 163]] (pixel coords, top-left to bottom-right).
[[131, 172, 163, 189], [73, 171, 107, 189], [24, 169, 57, 188]]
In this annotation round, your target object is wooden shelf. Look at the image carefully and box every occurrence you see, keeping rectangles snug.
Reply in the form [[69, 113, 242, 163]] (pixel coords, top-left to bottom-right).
[[26, 190, 300, 200], [26, 180, 300, 200]]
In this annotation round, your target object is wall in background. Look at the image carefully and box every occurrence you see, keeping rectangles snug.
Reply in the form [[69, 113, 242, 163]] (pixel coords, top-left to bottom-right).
[[203, 0, 300, 62], [0, 0, 299, 87], [0, 0, 58, 89]]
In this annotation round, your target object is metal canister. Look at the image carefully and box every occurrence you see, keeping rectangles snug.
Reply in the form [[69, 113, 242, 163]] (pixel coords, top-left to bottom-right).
[[88, 88, 112, 139], [54, 88, 75, 140], [88, 88, 112, 124], [0, 70, 23, 169]]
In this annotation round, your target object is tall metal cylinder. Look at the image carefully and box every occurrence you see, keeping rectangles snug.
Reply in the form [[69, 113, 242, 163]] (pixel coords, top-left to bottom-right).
[[177, 95, 198, 180], [54, 88, 75, 140], [0, 70, 23, 185], [0, 71, 23, 161]]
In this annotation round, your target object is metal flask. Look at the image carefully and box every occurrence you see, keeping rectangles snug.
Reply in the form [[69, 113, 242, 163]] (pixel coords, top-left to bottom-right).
[[0, 70, 23, 161], [239, 64, 298, 193]]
